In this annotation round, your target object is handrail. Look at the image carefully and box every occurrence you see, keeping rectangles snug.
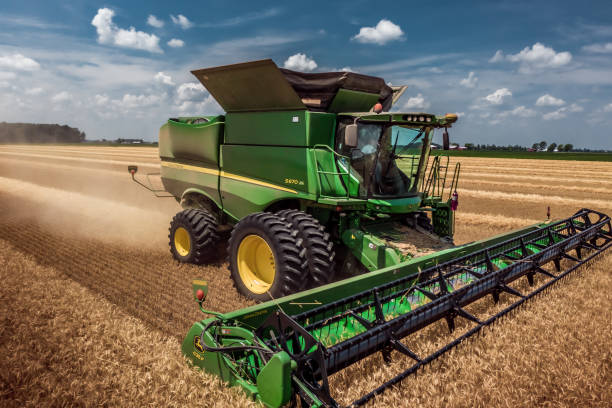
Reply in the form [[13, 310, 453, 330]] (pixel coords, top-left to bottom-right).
[[423, 155, 459, 202], [312, 144, 352, 199], [448, 162, 460, 197]]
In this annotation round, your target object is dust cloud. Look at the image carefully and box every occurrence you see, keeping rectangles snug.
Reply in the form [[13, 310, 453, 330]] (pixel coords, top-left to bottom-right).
[[0, 175, 173, 250]]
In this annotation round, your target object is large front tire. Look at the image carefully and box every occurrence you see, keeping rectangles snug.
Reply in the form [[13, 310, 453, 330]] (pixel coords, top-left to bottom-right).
[[228, 213, 307, 302], [169, 209, 219, 264]]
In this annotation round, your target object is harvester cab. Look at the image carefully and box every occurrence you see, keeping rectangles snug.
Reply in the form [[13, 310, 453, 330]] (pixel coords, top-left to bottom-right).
[[155, 59, 462, 301]]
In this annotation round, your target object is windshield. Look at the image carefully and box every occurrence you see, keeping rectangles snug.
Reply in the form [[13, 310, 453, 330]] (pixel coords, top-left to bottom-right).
[[336, 121, 430, 198]]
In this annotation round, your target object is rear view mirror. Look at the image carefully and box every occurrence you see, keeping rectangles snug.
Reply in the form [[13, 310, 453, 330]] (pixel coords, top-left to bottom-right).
[[345, 124, 358, 148], [442, 129, 450, 150]]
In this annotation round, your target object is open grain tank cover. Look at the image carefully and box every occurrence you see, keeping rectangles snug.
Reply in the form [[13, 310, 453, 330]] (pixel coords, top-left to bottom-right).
[[191, 59, 306, 113], [191, 59, 394, 113]]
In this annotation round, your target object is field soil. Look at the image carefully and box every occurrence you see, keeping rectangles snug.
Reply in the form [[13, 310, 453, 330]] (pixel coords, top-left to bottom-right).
[[0, 145, 610, 407]]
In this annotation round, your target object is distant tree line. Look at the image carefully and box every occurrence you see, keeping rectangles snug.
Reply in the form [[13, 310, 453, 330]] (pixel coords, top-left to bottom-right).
[[529, 141, 574, 152], [0, 122, 86, 143], [462, 141, 597, 152]]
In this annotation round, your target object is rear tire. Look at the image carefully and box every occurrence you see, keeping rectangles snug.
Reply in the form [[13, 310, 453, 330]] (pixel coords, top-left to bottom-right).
[[277, 209, 336, 288], [228, 212, 308, 302], [169, 209, 219, 264]]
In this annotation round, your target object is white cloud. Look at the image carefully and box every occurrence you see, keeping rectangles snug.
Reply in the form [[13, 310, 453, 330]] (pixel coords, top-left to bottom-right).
[[0, 53, 40, 71], [0, 71, 17, 80], [94, 94, 109, 105], [504, 43, 572, 73], [147, 15, 164, 28], [352, 19, 404, 45], [154, 72, 174, 86], [506, 106, 537, 118], [175, 96, 219, 115], [542, 110, 565, 121], [167, 38, 185, 48], [91, 8, 162, 54], [176, 82, 205, 102], [403, 93, 430, 110], [582, 43, 612, 53], [25, 87, 43, 95], [170, 14, 193, 29], [460, 71, 478, 88], [542, 103, 583, 120], [489, 50, 504, 63], [51, 91, 72, 103], [340, 67, 352, 72], [603, 103, 612, 113], [115, 93, 164, 109], [484, 88, 512, 105], [567, 103, 584, 113], [283, 53, 318, 71], [536, 94, 565, 106], [200, 8, 281, 28]]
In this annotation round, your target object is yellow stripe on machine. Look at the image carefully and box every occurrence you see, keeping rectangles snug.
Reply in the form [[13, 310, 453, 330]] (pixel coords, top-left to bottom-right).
[[161, 161, 298, 194], [161, 161, 219, 176]]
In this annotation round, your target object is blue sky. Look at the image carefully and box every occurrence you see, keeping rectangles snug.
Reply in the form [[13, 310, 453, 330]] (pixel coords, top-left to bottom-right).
[[1, 1, 611, 148]]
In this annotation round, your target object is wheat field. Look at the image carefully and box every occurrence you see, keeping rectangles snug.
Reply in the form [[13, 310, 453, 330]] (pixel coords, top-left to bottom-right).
[[0, 145, 610, 407]]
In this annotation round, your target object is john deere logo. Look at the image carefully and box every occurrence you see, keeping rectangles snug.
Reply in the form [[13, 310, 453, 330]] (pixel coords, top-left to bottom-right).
[[194, 335, 204, 353]]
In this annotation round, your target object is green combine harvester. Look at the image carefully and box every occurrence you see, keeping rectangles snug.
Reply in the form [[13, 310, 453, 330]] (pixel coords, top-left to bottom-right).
[[130, 60, 612, 407]]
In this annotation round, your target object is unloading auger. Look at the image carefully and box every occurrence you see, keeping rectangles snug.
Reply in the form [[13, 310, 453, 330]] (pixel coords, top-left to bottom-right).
[[183, 208, 611, 407]]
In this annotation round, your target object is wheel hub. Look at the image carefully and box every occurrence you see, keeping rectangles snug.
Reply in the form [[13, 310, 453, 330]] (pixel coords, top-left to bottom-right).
[[237, 234, 276, 294], [174, 227, 191, 257]]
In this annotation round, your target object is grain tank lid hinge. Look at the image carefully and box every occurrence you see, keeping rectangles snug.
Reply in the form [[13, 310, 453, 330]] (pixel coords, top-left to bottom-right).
[[191, 59, 307, 113]]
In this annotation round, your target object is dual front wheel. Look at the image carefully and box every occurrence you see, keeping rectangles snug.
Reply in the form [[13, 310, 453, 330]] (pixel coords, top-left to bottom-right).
[[169, 209, 335, 301]]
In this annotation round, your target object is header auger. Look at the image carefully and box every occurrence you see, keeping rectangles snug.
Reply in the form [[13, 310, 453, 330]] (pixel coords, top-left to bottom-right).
[[128, 59, 611, 406]]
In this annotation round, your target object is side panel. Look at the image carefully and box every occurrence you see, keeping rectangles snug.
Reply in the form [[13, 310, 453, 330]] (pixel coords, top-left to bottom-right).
[[160, 160, 221, 208], [220, 145, 316, 220], [306, 112, 336, 146], [225, 111, 307, 146]]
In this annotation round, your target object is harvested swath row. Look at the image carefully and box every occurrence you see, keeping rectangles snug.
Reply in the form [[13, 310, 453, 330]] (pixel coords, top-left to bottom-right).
[[458, 181, 612, 202], [456, 211, 540, 230], [0, 145, 159, 154], [459, 167, 612, 181], [458, 162, 612, 172], [0, 239, 255, 408], [461, 171, 612, 186], [329, 255, 611, 407], [459, 177, 612, 196], [458, 188, 612, 212], [0, 146, 159, 159], [0, 151, 160, 169], [446, 156, 612, 167], [0, 194, 253, 340], [457, 197, 578, 224]]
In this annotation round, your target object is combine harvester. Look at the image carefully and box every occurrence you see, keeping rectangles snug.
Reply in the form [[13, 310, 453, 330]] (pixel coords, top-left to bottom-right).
[[131, 60, 612, 407]]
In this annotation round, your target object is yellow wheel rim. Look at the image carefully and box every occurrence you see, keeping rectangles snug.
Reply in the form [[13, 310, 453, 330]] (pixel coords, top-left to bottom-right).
[[237, 234, 276, 294], [174, 227, 191, 257]]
